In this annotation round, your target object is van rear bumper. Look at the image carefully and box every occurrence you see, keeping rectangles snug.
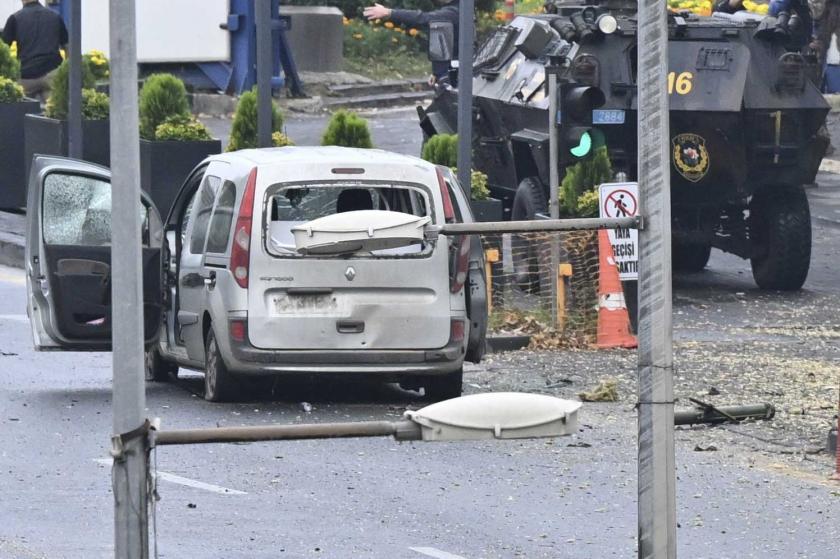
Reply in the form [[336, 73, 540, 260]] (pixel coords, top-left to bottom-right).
[[227, 339, 465, 376]]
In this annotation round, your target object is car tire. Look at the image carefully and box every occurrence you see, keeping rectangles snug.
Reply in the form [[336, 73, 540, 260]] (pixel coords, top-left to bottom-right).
[[144, 346, 178, 382], [672, 240, 712, 273], [204, 329, 241, 402], [511, 177, 548, 293], [749, 186, 811, 291], [424, 368, 463, 402]]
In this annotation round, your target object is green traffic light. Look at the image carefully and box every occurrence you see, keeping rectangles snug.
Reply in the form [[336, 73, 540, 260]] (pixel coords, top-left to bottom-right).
[[570, 131, 592, 158]]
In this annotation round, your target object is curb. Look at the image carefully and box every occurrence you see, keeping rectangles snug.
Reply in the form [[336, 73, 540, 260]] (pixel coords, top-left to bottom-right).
[[0, 230, 24, 270]]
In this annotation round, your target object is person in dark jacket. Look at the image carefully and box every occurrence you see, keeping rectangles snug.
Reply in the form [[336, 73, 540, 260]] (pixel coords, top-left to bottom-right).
[[363, 0, 459, 81], [2, 0, 68, 100]]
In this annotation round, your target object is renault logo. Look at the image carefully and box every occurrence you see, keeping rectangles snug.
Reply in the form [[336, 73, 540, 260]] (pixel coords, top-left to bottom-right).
[[344, 266, 356, 281]]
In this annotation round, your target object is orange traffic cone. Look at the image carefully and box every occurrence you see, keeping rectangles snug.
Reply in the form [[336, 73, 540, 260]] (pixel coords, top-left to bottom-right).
[[596, 229, 637, 349]]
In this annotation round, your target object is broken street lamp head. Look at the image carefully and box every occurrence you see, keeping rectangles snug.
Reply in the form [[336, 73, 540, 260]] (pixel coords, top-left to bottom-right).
[[402, 392, 582, 442]]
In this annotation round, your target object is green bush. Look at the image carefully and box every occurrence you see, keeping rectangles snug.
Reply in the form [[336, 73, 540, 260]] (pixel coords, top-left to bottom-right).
[[0, 76, 23, 103], [154, 114, 212, 141], [272, 131, 294, 147], [83, 50, 109, 81], [226, 88, 284, 151], [81, 88, 109, 120], [469, 169, 490, 200], [321, 109, 373, 148], [559, 146, 612, 217], [0, 39, 19, 80], [139, 73, 190, 140], [45, 60, 96, 119], [421, 133, 457, 167]]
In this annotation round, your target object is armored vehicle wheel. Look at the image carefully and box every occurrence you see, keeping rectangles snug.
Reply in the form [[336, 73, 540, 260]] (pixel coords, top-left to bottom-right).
[[672, 241, 712, 272], [144, 346, 178, 382], [511, 177, 548, 292], [749, 186, 811, 291], [204, 329, 242, 402], [424, 368, 463, 402]]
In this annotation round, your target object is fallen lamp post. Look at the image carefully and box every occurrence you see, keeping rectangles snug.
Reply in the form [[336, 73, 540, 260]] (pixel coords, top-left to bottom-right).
[[151, 392, 583, 447], [674, 402, 775, 426]]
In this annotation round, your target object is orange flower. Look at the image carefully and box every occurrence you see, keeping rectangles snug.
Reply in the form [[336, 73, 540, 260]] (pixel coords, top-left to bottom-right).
[[343, 16, 350, 25], [408, 28, 418, 36], [384, 21, 394, 29], [353, 33, 363, 39]]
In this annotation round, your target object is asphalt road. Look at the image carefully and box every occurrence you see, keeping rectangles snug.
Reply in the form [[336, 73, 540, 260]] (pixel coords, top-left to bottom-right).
[[2, 111, 840, 558]]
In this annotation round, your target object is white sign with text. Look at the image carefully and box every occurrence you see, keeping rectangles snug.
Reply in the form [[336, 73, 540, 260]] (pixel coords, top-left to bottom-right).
[[599, 182, 638, 280]]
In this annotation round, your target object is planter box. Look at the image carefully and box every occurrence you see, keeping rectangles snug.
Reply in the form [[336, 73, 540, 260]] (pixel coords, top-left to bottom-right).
[[140, 138, 222, 218], [0, 100, 42, 209], [24, 114, 111, 190], [470, 198, 504, 222]]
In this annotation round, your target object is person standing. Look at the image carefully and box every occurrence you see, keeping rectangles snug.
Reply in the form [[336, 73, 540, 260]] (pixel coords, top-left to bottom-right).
[[1, 0, 68, 100], [363, 0, 460, 82]]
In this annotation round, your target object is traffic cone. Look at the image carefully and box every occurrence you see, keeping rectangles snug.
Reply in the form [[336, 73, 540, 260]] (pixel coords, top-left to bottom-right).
[[504, 0, 515, 21], [596, 229, 637, 349]]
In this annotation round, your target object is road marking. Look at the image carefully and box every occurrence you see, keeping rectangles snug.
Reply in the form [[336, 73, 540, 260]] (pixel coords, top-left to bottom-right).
[[0, 314, 28, 322], [94, 458, 247, 495], [0, 265, 25, 285], [410, 547, 468, 559]]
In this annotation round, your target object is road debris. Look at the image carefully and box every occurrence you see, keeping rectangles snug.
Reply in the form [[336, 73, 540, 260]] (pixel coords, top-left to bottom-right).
[[674, 400, 775, 426], [578, 379, 618, 402]]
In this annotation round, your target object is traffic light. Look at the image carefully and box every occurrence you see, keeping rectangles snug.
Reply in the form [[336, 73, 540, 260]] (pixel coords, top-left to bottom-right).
[[558, 83, 605, 164]]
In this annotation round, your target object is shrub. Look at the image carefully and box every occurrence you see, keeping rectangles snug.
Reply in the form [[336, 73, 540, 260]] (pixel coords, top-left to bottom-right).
[[321, 110, 373, 148], [421, 133, 457, 167], [0, 76, 23, 103], [139, 73, 190, 140], [0, 39, 20, 80], [44, 60, 96, 119], [559, 146, 612, 217], [272, 131, 294, 147], [81, 88, 109, 120], [154, 114, 212, 141], [469, 169, 490, 200], [83, 50, 109, 81], [226, 88, 284, 151]]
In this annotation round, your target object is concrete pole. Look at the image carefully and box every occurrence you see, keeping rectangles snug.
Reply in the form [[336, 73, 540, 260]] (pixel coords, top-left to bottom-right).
[[256, 0, 273, 148], [67, 0, 82, 159], [636, 0, 676, 557], [456, 0, 474, 198], [109, 0, 149, 557], [548, 71, 559, 220]]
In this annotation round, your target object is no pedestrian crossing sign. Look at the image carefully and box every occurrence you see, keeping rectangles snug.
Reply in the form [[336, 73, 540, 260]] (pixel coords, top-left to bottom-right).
[[599, 182, 638, 280]]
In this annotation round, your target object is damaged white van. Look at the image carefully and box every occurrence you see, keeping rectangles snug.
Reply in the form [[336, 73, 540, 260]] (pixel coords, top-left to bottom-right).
[[25, 148, 487, 402]]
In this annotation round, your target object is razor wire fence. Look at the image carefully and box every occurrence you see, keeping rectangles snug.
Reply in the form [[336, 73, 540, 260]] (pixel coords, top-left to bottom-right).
[[478, 229, 603, 349]]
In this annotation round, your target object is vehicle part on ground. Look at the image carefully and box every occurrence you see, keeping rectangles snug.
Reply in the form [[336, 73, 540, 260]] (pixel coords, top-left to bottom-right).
[[204, 328, 241, 402], [419, 5, 829, 291], [673, 400, 775, 426], [672, 240, 712, 273]]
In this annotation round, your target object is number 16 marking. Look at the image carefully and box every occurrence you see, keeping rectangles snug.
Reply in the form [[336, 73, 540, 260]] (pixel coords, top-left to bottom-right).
[[668, 71, 694, 95]]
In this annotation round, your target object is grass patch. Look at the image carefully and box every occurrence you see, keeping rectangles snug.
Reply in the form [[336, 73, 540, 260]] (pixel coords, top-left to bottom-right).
[[344, 51, 430, 80]]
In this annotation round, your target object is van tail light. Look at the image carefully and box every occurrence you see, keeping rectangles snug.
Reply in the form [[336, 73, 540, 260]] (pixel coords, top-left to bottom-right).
[[229, 317, 247, 343], [449, 234, 470, 293], [230, 167, 257, 289], [436, 168, 456, 223], [449, 318, 465, 344]]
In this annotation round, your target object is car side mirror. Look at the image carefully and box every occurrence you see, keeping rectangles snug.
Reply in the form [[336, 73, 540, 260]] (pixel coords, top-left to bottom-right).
[[428, 21, 455, 62]]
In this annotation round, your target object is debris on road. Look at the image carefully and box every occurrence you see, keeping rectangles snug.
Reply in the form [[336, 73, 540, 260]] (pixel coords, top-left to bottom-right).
[[674, 400, 775, 426], [578, 379, 618, 402]]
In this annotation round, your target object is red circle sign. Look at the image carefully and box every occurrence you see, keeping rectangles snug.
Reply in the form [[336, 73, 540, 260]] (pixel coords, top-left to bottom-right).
[[603, 189, 637, 218]]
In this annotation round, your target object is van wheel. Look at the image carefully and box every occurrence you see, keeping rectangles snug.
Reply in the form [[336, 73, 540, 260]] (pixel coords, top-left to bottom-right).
[[749, 186, 811, 290], [424, 368, 463, 402], [144, 346, 178, 382], [511, 177, 548, 293], [204, 329, 241, 402], [672, 240, 712, 272]]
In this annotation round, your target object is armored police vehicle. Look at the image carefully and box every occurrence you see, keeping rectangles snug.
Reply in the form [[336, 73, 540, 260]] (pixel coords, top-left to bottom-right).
[[418, 3, 829, 290]]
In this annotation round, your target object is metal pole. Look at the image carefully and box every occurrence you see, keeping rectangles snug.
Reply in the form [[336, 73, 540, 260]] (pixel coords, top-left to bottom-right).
[[433, 216, 639, 235], [255, 0, 273, 148], [456, 0, 474, 198], [548, 71, 559, 221], [154, 420, 423, 446], [636, 0, 676, 556], [67, 0, 82, 159], [109, 0, 149, 557]]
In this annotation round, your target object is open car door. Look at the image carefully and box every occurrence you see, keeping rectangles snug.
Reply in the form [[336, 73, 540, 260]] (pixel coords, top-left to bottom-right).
[[25, 156, 164, 351], [438, 167, 488, 363]]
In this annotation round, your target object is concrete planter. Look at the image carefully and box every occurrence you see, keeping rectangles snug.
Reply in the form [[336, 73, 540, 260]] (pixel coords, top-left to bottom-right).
[[24, 114, 111, 188], [0, 100, 42, 209], [140, 138, 222, 218], [470, 198, 504, 222]]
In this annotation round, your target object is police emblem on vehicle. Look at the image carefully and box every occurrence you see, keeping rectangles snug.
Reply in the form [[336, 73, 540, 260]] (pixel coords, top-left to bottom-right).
[[344, 266, 356, 281], [672, 133, 710, 183]]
